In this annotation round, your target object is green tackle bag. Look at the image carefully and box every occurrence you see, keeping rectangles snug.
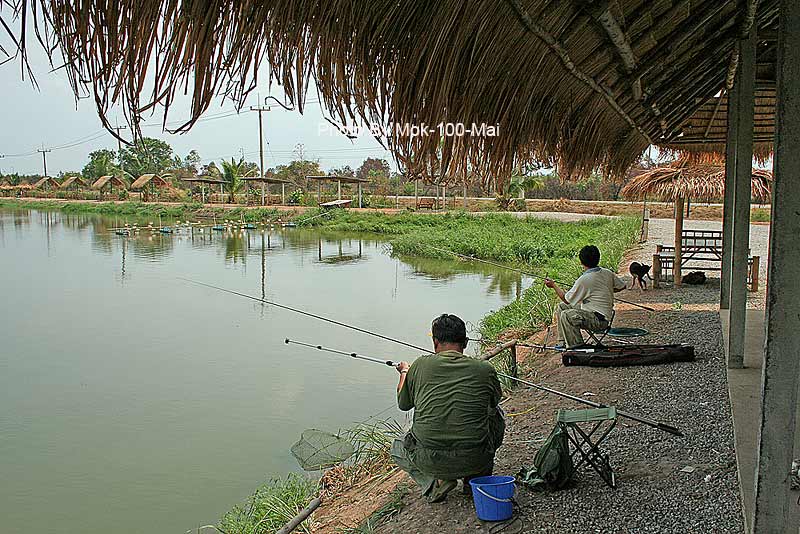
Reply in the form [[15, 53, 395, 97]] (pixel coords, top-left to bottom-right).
[[516, 423, 574, 490]]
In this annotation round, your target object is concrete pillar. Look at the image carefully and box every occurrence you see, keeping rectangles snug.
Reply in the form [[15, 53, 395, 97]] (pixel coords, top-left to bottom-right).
[[721, 80, 740, 310], [752, 2, 800, 530], [414, 179, 418, 208], [463, 181, 468, 210], [727, 27, 756, 369], [674, 196, 685, 286], [337, 180, 341, 200], [358, 183, 362, 208], [281, 183, 285, 204]]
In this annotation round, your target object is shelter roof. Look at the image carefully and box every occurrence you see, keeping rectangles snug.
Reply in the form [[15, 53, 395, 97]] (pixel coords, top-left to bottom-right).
[[242, 176, 293, 184], [183, 177, 227, 185], [306, 175, 369, 184], [130, 174, 169, 190], [8, 0, 779, 181], [59, 176, 88, 188], [92, 175, 128, 189], [32, 176, 59, 189]]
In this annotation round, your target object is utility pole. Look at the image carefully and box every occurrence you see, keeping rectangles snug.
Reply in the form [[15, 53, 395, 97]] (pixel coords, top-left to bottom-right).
[[114, 123, 128, 166], [250, 100, 270, 205], [37, 146, 52, 177]]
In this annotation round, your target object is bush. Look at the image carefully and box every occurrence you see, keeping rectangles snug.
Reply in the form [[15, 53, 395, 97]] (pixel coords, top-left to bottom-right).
[[287, 189, 304, 205]]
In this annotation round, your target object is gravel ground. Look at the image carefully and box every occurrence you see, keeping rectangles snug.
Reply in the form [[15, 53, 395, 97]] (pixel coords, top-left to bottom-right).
[[373, 215, 755, 534]]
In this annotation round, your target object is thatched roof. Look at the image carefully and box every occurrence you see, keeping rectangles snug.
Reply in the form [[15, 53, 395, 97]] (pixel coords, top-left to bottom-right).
[[621, 161, 772, 202], [59, 176, 88, 189], [4, 0, 779, 185], [130, 174, 169, 190], [91, 175, 127, 189], [660, 87, 776, 161], [32, 176, 60, 189]]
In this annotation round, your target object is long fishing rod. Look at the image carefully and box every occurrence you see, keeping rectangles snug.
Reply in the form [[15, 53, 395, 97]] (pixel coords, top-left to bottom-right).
[[285, 338, 397, 367], [284, 339, 683, 437], [178, 278, 427, 352], [183, 279, 680, 435], [424, 245, 656, 313]]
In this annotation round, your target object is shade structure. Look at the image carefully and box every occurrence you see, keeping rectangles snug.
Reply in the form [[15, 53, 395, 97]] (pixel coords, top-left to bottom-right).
[[307, 175, 369, 208], [91, 175, 127, 190], [130, 174, 169, 190], [183, 177, 226, 203], [621, 162, 773, 203], [59, 176, 89, 189], [621, 159, 772, 288], [12, 1, 780, 187], [31, 176, 60, 189]]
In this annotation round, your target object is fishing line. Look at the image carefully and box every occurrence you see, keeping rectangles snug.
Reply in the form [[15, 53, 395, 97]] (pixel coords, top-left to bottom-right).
[[179, 278, 430, 352], [424, 245, 656, 312], [286, 339, 683, 437]]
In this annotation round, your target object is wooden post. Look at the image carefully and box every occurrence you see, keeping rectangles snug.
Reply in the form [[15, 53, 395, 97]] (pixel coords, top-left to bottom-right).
[[281, 183, 285, 204], [414, 179, 418, 208], [673, 196, 685, 286], [358, 183, 362, 208], [318, 181, 322, 204], [337, 180, 341, 200], [750, 255, 759, 293], [463, 180, 468, 210]]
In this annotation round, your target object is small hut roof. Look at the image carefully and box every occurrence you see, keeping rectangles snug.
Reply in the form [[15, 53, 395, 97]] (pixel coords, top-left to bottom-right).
[[306, 175, 369, 184], [92, 175, 128, 189], [59, 176, 89, 189], [130, 174, 169, 190], [620, 161, 772, 202], [242, 176, 292, 185], [183, 177, 226, 185], [32, 176, 60, 189]]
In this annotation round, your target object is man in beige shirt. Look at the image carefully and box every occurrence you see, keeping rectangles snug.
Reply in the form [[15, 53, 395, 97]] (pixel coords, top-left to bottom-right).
[[544, 245, 627, 348]]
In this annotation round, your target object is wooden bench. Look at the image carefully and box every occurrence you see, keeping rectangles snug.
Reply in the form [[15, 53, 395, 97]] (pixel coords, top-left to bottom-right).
[[652, 229, 759, 291], [416, 197, 436, 210], [320, 199, 352, 209]]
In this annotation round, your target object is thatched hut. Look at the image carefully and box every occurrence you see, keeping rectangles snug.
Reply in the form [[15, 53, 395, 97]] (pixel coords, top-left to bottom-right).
[[31, 176, 60, 191], [59, 176, 89, 196], [130, 174, 170, 201], [92, 175, 128, 199], [621, 161, 772, 285]]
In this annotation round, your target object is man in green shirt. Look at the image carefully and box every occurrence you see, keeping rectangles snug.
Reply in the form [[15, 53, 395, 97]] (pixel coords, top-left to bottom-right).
[[390, 314, 505, 503]]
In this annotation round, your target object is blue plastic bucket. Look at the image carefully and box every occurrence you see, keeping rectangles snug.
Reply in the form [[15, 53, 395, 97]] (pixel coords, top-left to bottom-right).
[[469, 475, 516, 521]]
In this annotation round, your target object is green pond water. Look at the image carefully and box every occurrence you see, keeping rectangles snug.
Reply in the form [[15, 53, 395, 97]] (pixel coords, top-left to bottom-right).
[[0, 208, 526, 534]]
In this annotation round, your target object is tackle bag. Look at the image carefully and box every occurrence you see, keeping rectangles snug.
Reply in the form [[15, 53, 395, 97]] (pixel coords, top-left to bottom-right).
[[562, 344, 695, 367], [516, 423, 574, 490]]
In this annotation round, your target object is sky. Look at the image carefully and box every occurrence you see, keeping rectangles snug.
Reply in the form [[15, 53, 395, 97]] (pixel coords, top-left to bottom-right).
[[0, 44, 394, 177]]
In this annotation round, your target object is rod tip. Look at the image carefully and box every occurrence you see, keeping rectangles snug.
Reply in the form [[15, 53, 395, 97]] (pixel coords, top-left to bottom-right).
[[284, 338, 290, 344]]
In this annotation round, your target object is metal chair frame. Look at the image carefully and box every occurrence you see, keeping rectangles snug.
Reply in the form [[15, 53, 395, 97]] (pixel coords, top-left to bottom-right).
[[556, 408, 618, 489]]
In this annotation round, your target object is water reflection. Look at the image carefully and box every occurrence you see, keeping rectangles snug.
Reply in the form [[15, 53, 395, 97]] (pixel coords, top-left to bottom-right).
[[0, 208, 523, 299]]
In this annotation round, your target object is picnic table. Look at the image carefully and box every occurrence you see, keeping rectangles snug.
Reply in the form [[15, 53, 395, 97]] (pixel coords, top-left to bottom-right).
[[653, 229, 759, 291]]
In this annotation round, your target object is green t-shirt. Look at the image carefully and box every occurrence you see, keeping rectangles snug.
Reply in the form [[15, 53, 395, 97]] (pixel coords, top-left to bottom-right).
[[398, 350, 503, 449]]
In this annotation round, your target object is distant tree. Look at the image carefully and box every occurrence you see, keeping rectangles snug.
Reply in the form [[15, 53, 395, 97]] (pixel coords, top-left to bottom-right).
[[328, 165, 355, 177], [82, 149, 121, 182], [273, 159, 323, 190], [220, 158, 257, 203], [357, 158, 390, 181], [182, 150, 202, 174], [119, 137, 175, 177]]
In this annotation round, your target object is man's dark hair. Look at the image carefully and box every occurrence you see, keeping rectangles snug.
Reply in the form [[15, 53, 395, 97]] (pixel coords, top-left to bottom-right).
[[579, 245, 601, 268], [432, 314, 468, 346]]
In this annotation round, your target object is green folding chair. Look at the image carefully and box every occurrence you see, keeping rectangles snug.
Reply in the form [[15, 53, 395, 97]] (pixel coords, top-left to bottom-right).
[[556, 407, 618, 489]]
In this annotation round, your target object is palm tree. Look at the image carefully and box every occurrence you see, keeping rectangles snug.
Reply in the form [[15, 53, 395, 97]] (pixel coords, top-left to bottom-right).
[[220, 158, 256, 203]]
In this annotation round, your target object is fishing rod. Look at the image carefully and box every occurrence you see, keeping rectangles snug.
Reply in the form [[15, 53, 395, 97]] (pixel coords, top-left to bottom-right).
[[424, 245, 656, 313], [183, 279, 681, 435], [285, 338, 397, 367], [178, 278, 427, 352], [285, 339, 683, 437]]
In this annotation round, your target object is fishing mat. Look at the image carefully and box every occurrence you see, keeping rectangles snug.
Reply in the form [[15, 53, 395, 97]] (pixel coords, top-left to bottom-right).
[[562, 344, 695, 367]]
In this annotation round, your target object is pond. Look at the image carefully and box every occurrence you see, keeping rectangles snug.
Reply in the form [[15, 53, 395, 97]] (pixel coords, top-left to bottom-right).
[[0, 208, 525, 534]]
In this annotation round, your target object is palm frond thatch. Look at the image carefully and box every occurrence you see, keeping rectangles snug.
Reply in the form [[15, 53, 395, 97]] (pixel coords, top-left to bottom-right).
[[621, 161, 772, 202], [1, 1, 780, 189], [59, 176, 88, 189], [130, 174, 169, 190], [92, 175, 128, 190]]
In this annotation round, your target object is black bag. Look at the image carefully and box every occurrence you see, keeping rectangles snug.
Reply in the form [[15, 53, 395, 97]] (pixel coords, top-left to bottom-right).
[[682, 271, 707, 285]]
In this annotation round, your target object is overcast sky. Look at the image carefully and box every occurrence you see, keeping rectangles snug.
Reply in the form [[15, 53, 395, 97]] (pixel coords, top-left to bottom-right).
[[0, 44, 393, 176]]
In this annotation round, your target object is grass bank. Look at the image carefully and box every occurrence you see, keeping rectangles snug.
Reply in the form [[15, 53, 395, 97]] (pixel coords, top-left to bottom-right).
[[0, 199, 291, 222], [304, 210, 640, 340]]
